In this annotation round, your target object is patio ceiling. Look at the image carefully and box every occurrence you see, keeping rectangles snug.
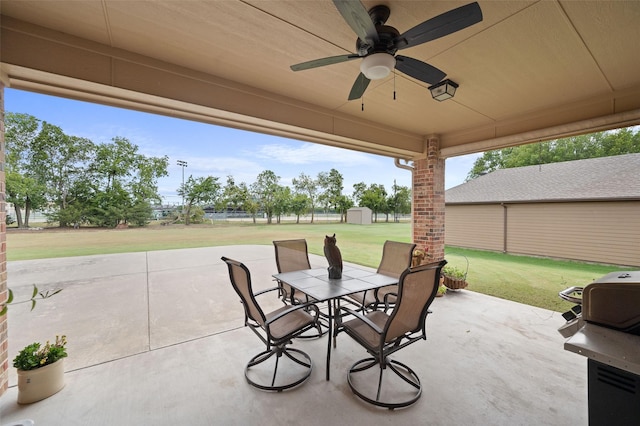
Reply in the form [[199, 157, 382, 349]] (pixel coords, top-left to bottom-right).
[[1, 1, 640, 159]]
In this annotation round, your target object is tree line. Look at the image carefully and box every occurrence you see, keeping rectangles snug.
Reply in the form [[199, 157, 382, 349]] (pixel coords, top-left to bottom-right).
[[466, 128, 640, 180], [5, 112, 411, 228], [179, 171, 411, 225]]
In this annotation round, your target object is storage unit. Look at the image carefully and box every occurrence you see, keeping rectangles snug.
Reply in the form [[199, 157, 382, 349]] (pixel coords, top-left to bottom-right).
[[346, 207, 372, 225]]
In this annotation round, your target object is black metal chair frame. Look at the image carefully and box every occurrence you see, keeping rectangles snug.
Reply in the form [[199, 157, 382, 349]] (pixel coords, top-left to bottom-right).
[[222, 256, 321, 392], [338, 260, 447, 409]]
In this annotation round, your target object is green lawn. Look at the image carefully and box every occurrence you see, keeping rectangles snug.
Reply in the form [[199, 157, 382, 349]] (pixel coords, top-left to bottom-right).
[[7, 221, 630, 312]]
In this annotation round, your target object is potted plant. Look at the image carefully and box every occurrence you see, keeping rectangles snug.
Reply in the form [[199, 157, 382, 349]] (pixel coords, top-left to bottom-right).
[[13, 335, 68, 404], [441, 265, 469, 290]]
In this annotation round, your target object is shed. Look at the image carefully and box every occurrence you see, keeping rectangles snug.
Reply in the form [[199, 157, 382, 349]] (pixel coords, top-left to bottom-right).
[[347, 207, 372, 225], [445, 154, 640, 267]]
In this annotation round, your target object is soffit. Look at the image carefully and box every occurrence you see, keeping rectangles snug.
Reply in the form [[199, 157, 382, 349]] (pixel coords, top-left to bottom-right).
[[1, 1, 639, 159]]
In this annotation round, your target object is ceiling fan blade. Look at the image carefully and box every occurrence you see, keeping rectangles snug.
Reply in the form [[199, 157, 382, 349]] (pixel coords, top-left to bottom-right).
[[291, 54, 360, 71], [395, 2, 483, 50], [348, 73, 371, 100], [395, 55, 446, 85], [333, 0, 379, 45]]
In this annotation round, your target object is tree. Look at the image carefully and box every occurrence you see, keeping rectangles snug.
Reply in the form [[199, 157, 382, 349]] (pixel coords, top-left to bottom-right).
[[6, 113, 170, 229], [5, 114, 56, 227], [221, 176, 245, 214], [33, 124, 95, 227], [318, 168, 344, 212], [87, 137, 168, 227], [352, 182, 367, 206], [290, 193, 310, 223], [250, 170, 280, 224], [178, 176, 221, 225], [335, 194, 354, 222], [244, 196, 260, 224], [272, 186, 292, 224], [5, 172, 46, 228], [221, 178, 257, 223], [466, 129, 640, 180], [292, 173, 320, 223], [354, 183, 387, 222], [387, 182, 411, 222]]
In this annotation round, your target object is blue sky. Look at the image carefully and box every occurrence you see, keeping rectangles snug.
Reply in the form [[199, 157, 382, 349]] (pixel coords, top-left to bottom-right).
[[5, 89, 479, 205]]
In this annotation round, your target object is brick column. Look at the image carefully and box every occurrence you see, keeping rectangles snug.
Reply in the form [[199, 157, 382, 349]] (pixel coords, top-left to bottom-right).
[[0, 82, 7, 396], [412, 136, 445, 262]]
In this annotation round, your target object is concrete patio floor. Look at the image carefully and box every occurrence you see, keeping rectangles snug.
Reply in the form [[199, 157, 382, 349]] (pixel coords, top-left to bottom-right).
[[1, 245, 587, 425]]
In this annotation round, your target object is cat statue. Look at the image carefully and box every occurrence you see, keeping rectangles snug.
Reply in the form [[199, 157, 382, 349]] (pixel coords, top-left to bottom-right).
[[324, 234, 343, 280]]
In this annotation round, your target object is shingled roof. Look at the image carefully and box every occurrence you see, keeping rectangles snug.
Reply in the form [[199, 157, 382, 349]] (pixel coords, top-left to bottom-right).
[[446, 153, 640, 204]]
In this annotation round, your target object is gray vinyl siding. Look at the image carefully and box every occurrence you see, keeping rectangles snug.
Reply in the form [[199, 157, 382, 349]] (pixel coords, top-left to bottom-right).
[[445, 201, 640, 267], [445, 204, 503, 251]]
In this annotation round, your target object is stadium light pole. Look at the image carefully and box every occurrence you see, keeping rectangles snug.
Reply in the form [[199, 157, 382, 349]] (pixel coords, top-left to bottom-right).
[[177, 160, 188, 208]]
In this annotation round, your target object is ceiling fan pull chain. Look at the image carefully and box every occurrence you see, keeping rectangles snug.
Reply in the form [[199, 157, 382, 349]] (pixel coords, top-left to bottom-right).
[[361, 98, 364, 111], [394, 71, 396, 100]]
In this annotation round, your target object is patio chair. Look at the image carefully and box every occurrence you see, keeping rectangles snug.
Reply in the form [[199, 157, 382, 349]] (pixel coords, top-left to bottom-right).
[[347, 241, 416, 311], [273, 239, 329, 338], [221, 256, 321, 392], [337, 260, 446, 409], [273, 239, 313, 304]]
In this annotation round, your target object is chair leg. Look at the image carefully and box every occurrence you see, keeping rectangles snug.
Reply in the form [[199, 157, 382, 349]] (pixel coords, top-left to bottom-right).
[[245, 345, 313, 392], [347, 357, 423, 410]]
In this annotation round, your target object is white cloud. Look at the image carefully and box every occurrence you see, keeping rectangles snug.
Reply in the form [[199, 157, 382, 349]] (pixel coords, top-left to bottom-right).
[[252, 143, 378, 166]]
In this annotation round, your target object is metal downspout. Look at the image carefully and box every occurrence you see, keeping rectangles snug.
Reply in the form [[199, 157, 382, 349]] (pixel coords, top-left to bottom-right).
[[502, 203, 508, 253]]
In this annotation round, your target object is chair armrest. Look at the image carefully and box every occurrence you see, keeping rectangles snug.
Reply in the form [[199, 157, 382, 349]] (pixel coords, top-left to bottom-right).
[[382, 292, 397, 312], [339, 306, 384, 334], [264, 302, 320, 325], [253, 286, 282, 297]]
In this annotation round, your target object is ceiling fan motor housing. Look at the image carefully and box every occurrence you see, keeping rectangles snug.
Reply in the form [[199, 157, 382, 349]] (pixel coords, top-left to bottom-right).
[[356, 25, 401, 56]]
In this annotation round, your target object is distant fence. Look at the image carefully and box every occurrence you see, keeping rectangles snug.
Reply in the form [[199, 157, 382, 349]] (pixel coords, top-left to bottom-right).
[[17, 208, 411, 225], [204, 213, 411, 223]]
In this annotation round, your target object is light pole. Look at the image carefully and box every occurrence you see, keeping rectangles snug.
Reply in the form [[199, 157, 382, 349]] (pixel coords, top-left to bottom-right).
[[177, 160, 187, 209]]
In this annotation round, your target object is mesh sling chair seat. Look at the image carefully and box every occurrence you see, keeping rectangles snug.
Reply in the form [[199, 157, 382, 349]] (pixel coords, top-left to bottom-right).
[[222, 256, 321, 392], [338, 260, 447, 409], [273, 239, 329, 338], [347, 241, 416, 312]]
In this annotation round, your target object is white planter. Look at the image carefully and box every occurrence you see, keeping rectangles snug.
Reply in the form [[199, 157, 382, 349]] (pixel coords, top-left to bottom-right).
[[17, 359, 65, 404]]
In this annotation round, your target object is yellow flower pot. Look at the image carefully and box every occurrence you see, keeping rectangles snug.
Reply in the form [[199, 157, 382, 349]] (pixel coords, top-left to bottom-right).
[[17, 359, 65, 404]]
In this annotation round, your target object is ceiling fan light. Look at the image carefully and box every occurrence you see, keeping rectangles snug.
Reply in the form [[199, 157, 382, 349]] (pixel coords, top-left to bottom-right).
[[360, 53, 396, 80], [428, 79, 459, 101]]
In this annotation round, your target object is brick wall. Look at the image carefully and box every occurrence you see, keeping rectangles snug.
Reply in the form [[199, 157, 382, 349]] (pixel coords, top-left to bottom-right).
[[0, 82, 7, 396], [412, 136, 445, 262]]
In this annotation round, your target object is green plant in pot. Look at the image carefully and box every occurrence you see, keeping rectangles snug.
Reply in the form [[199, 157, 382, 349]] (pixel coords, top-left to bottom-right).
[[441, 265, 468, 290], [13, 335, 68, 404]]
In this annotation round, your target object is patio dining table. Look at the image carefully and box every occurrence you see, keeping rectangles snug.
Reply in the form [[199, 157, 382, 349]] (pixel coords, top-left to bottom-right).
[[273, 265, 398, 381]]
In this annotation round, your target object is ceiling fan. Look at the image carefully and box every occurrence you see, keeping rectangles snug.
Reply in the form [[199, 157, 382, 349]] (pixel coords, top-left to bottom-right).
[[290, 0, 483, 100]]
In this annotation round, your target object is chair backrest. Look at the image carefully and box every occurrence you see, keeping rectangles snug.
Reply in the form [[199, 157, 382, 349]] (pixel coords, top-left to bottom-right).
[[384, 260, 447, 342], [376, 240, 417, 278], [273, 239, 311, 273], [221, 257, 266, 327]]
